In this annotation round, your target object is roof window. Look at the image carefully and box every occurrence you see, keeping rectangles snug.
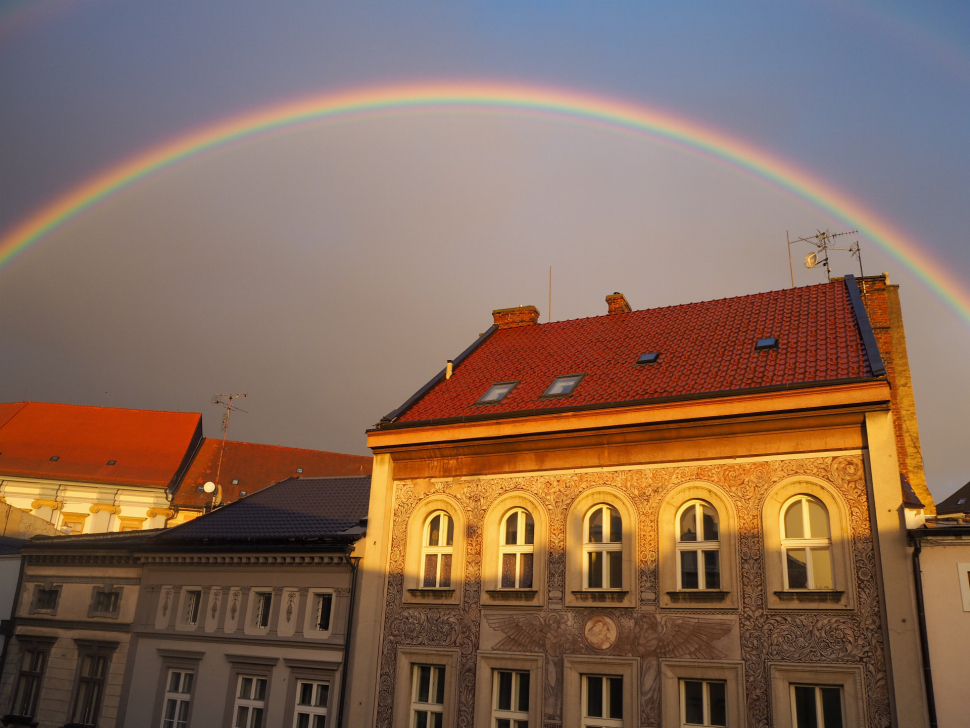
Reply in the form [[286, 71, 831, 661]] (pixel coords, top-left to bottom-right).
[[240, 490, 248, 497], [296, 468, 303, 474], [196, 486, 204, 492], [958, 498, 966, 505], [477, 381, 518, 404], [231, 479, 239, 485], [755, 337, 779, 351], [637, 352, 660, 365], [106, 460, 116, 466], [49, 456, 59, 462], [542, 374, 585, 398]]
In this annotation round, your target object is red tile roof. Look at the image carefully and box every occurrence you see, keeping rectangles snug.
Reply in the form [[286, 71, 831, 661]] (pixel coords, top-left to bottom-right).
[[0, 402, 202, 488], [173, 439, 372, 508], [393, 281, 875, 424]]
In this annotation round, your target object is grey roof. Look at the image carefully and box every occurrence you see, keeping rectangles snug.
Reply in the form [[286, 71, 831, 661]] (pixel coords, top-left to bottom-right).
[[156, 475, 370, 545], [936, 479, 970, 515]]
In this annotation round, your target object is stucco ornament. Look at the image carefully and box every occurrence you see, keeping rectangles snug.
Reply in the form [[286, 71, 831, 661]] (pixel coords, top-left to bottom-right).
[[210, 588, 221, 620], [286, 592, 296, 622], [161, 588, 171, 618], [584, 614, 618, 651], [230, 590, 239, 620]]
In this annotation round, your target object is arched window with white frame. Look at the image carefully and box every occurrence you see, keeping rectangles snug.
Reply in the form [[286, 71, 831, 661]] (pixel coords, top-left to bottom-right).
[[421, 511, 455, 589], [584, 504, 623, 590], [781, 495, 834, 590], [676, 500, 720, 590], [500, 508, 535, 589]]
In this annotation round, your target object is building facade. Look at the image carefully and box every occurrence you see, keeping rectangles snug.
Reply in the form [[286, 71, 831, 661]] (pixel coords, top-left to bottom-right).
[[347, 277, 931, 728]]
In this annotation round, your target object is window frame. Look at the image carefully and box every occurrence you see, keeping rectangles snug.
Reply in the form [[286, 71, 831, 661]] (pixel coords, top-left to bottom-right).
[[660, 660, 744, 728], [222, 655, 278, 728], [159, 668, 194, 728], [87, 585, 123, 619], [540, 373, 586, 399], [281, 658, 341, 728], [67, 640, 118, 728], [582, 673, 625, 728], [675, 500, 721, 591], [404, 498, 464, 606], [780, 495, 834, 591], [393, 648, 458, 728], [28, 582, 61, 615], [565, 489, 636, 608], [789, 684, 845, 728], [562, 656, 637, 728], [303, 589, 336, 638], [499, 507, 536, 590], [151, 649, 204, 728], [410, 663, 446, 728], [7, 637, 54, 721], [476, 381, 519, 405], [679, 679, 727, 727], [583, 504, 624, 591], [176, 586, 204, 631], [474, 652, 544, 728], [482, 494, 546, 606], [420, 510, 456, 590], [232, 673, 269, 728], [244, 588, 276, 634]]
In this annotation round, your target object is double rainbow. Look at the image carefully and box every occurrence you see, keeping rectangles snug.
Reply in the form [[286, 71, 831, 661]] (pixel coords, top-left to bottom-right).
[[1, 82, 968, 326]]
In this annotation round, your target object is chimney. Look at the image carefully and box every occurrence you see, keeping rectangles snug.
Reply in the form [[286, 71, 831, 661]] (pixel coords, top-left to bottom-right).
[[492, 305, 540, 329], [606, 292, 632, 315]]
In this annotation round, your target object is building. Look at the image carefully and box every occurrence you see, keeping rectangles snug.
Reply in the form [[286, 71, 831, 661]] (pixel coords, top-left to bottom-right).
[[347, 275, 932, 728]]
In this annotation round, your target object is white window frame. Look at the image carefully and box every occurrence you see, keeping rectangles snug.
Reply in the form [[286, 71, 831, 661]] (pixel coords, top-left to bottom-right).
[[233, 674, 268, 728], [582, 674, 624, 728], [411, 664, 446, 728], [292, 679, 329, 728], [160, 669, 193, 728], [420, 511, 455, 589], [780, 495, 834, 590], [679, 678, 726, 727], [499, 509, 535, 590], [789, 684, 844, 728], [492, 669, 530, 727], [675, 501, 721, 591], [583, 504, 623, 590]]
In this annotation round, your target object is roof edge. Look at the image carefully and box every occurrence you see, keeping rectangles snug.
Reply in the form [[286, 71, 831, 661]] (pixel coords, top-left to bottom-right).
[[843, 274, 887, 377]]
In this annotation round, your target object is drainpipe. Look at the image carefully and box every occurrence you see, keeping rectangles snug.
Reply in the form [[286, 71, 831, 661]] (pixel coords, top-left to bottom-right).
[[911, 536, 938, 728], [336, 551, 361, 728]]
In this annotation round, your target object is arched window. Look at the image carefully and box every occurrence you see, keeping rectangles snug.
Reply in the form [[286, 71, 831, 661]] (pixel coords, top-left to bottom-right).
[[781, 496, 833, 590], [421, 511, 455, 588], [676, 500, 720, 590], [584, 504, 623, 589], [499, 509, 535, 589]]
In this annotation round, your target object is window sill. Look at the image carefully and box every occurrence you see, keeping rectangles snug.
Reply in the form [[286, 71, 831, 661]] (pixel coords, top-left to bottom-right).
[[570, 590, 629, 603], [485, 589, 538, 602], [773, 590, 845, 603], [1, 715, 38, 728], [665, 590, 731, 603], [407, 588, 456, 600]]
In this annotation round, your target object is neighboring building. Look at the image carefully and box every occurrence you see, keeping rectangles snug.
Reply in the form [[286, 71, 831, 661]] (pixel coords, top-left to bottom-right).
[[348, 276, 933, 728], [934, 479, 970, 520]]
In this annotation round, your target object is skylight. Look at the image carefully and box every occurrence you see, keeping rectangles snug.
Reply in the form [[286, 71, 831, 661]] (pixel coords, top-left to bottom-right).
[[755, 337, 779, 350], [106, 460, 116, 466], [477, 381, 518, 404], [637, 352, 660, 365], [542, 374, 585, 398], [296, 468, 303, 474], [49, 456, 59, 462], [231, 479, 239, 485]]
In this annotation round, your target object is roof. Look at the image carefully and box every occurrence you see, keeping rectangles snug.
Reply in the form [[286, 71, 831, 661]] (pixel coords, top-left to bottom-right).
[[901, 475, 925, 509], [157, 476, 370, 544], [0, 402, 202, 488], [936, 479, 970, 515], [387, 280, 878, 426], [0, 535, 25, 555], [172, 439, 372, 507]]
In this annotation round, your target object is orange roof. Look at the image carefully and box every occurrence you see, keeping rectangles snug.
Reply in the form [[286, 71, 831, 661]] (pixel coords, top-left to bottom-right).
[[173, 439, 372, 508], [0, 402, 202, 488]]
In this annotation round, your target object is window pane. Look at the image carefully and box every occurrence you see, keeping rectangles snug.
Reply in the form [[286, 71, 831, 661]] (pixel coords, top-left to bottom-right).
[[812, 548, 833, 589], [702, 504, 719, 541], [787, 549, 809, 589], [793, 686, 818, 728], [415, 712, 428, 728], [680, 506, 697, 542], [182, 672, 194, 694], [609, 507, 622, 543], [709, 681, 727, 726], [588, 508, 603, 543], [505, 513, 518, 545], [821, 687, 843, 728], [608, 550, 622, 589], [316, 593, 333, 631], [608, 677, 623, 719], [513, 722, 527, 728], [254, 678, 266, 701], [251, 707, 264, 728], [299, 682, 313, 705], [518, 672, 530, 712], [681, 550, 699, 589], [417, 666, 431, 703], [588, 551, 603, 588], [440, 554, 452, 588], [704, 550, 720, 589], [434, 667, 446, 704], [169, 671, 182, 692], [683, 680, 704, 724], [446, 515, 454, 546], [239, 677, 253, 699], [312, 715, 326, 728], [496, 721, 511, 728], [502, 554, 517, 588], [524, 512, 534, 545], [296, 715, 310, 728], [177, 700, 190, 723], [785, 500, 805, 539], [808, 499, 828, 539], [431, 713, 443, 728], [428, 515, 440, 546], [316, 683, 329, 707], [235, 706, 250, 728], [423, 554, 438, 588], [520, 553, 534, 589], [497, 670, 513, 710], [585, 676, 603, 717]]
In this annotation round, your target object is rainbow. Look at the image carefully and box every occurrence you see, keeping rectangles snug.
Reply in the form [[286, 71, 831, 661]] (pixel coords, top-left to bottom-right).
[[2, 82, 969, 326]]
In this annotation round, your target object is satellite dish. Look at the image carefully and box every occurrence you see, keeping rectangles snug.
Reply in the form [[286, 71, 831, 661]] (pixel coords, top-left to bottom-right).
[[203, 481, 216, 493], [804, 252, 818, 269]]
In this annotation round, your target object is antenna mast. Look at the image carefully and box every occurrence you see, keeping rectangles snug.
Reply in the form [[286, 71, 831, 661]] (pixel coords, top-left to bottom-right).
[[212, 392, 247, 487], [790, 229, 863, 282]]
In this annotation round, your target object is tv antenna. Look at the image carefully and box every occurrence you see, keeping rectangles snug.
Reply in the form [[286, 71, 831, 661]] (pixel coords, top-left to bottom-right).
[[787, 229, 863, 285], [211, 392, 247, 501]]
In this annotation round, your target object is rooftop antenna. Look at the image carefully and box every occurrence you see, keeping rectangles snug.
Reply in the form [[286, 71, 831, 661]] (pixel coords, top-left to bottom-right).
[[211, 392, 247, 503], [789, 229, 862, 282]]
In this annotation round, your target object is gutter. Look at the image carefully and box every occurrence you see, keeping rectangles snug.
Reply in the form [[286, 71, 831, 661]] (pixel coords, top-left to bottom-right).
[[336, 551, 361, 728], [911, 535, 939, 728]]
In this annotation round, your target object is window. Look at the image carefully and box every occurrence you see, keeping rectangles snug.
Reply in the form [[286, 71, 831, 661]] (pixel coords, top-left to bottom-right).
[[636, 352, 660, 364], [500, 509, 534, 589], [478, 382, 518, 404], [119, 517, 145, 531], [106, 460, 116, 465], [234, 675, 268, 728], [584, 505, 622, 589], [61, 513, 86, 534], [421, 511, 455, 589], [296, 468, 303, 474], [70, 646, 112, 727], [492, 670, 529, 728], [676, 501, 720, 590], [90, 586, 122, 617], [232, 479, 239, 485], [411, 664, 446, 728], [790, 685, 843, 728], [183, 590, 202, 626], [312, 592, 334, 632], [253, 591, 273, 629], [542, 374, 584, 398], [755, 337, 779, 350], [30, 584, 60, 614], [9, 643, 49, 719], [293, 680, 329, 728], [161, 669, 193, 728], [781, 496, 833, 590], [49, 455, 59, 461], [681, 680, 726, 727], [583, 675, 623, 728]]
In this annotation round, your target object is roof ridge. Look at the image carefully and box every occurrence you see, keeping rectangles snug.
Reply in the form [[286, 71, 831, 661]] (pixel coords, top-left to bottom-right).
[[2, 400, 202, 417]]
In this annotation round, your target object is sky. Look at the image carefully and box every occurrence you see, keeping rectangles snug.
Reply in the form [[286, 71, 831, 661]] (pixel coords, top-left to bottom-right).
[[1, 1, 969, 500]]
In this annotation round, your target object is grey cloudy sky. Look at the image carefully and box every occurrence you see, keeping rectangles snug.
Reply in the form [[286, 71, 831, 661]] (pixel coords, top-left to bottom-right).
[[1, 1, 968, 500]]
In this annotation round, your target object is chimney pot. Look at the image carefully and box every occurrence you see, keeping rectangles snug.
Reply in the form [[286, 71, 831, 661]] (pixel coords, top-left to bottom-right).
[[445, 360, 453, 379], [605, 293, 632, 315], [492, 305, 540, 329]]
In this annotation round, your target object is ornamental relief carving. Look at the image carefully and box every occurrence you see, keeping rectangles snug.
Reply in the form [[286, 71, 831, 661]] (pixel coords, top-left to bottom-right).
[[375, 456, 888, 728]]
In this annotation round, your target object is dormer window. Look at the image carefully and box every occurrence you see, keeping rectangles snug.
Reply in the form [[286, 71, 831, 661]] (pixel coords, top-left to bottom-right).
[[636, 352, 660, 365], [477, 381, 518, 404], [755, 337, 779, 351], [542, 374, 584, 398]]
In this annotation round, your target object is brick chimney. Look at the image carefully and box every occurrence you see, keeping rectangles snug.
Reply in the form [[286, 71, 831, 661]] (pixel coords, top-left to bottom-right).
[[492, 305, 540, 329], [606, 292, 632, 315]]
